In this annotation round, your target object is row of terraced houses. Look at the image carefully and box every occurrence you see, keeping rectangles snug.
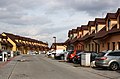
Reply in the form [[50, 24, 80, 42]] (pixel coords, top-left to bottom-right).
[[65, 8, 120, 53], [0, 32, 49, 54]]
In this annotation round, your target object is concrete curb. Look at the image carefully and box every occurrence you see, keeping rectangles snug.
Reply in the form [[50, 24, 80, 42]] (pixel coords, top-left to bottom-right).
[[0, 56, 16, 68]]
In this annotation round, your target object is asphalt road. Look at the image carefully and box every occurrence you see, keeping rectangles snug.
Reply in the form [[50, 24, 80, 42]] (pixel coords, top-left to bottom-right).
[[0, 54, 120, 79]]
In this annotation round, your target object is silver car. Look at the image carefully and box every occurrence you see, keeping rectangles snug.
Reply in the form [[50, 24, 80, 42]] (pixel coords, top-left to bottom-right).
[[95, 50, 120, 70]]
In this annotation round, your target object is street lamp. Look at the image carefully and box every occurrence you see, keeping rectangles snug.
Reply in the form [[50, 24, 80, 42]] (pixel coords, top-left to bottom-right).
[[53, 36, 56, 52]]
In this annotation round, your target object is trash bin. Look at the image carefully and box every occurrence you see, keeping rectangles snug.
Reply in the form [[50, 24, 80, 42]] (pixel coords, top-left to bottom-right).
[[2, 52, 8, 62], [81, 53, 91, 66]]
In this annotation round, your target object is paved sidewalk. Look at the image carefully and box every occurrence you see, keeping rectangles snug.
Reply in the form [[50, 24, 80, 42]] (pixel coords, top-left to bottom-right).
[[0, 55, 22, 79]]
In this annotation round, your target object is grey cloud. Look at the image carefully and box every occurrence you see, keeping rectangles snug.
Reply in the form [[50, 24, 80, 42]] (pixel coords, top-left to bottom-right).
[[0, 0, 119, 45], [44, 0, 120, 16]]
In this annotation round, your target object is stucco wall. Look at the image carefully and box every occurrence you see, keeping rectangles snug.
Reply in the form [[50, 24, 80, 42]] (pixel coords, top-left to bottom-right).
[[97, 24, 105, 32], [2, 33, 16, 51], [110, 20, 117, 29], [91, 26, 95, 33], [100, 34, 120, 51], [56, 46, 66, 50], [117, 14, 120, 29]]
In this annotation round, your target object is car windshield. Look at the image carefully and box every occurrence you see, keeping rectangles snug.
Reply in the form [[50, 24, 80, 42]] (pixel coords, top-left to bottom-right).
[[97, 52, 106, 57], [76, 50, 81, 54], [68, 51, 74, 54], [76, 53, 82, 56]]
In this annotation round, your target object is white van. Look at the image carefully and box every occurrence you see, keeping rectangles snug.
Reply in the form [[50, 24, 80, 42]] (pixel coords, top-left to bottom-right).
[[52, 50, 64, 59]]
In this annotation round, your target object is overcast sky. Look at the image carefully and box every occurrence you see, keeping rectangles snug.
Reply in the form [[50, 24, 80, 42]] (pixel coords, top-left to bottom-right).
[[0, 0, 119, 46]]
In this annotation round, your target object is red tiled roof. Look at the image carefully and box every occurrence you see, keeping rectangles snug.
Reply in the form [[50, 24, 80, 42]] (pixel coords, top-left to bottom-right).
[[64, 39, 70, 44], [51, 43, 65, 49], [3, 32, 48, 46], [70, 36, 77, 43], [93, 24, 120, 40], [116, 8, 120, 16], [93, 26, 107, 40], [95, 18, 106, 24], [78, 31, 95, 41], [81, 25, 88, 30], [72, 29, 77, 33], [77, 27, 81, 31], [105, 13, 117, 20], [1, 40, 13, 47], [52, 43, 65, 46], [68, 30, 72, 37], [87, 21, 95, 26]]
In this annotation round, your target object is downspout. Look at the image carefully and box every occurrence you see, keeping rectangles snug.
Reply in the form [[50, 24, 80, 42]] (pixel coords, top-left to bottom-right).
[[93, 40, 100, 53]]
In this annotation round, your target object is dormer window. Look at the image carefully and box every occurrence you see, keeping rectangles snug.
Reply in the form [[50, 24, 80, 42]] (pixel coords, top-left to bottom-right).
[[108, 19, 110, 30], [119, 16, 120, 27], [95, 24, 98, 32]]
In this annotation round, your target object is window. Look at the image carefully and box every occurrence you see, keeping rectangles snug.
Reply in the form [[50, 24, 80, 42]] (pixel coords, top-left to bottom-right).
[[118, 42, 120, 50], [92, 44, 94, 51], [107, 42, 110, 50], [95, 24, 98, 32], [108, 52, 120, 56], [102, 43, 104, 47], [97, 52, 106, 57], [108, 19, 110, 30], [119, 16, 120, 26], [95, 43, 97, 52], [112, 42, 115, 50], [86, 44, 87, 48], [89, 44, 90, 51]]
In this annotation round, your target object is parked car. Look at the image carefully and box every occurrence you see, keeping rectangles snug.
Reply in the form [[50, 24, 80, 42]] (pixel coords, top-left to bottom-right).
[[72, 52, 83, 64], [46, 51, 52, 57], [67, 50, 81, 62], [0, 50, 2, 61], [95, 50, 120, 70], [52, 50, 64, 60]]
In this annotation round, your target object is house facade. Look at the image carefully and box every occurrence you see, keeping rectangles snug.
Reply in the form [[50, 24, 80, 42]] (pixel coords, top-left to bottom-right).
[[1, 32, 48, 54], [50, 43, 66, 51], [65, 8, 120, 53]]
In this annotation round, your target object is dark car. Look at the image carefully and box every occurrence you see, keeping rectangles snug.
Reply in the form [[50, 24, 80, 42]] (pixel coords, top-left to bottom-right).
[[72, 51, 98, 66], [67, 50, 82, 62], [72, 52, 83, 64]]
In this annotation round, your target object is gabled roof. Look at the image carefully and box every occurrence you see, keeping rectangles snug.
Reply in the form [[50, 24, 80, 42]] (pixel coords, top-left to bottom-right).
[[77, 27, 81, 31], [52, 43, 65, 46], [105, 13, 117, 20], [0, 34, 2, 38], [81, 25, 88, 30], [93, 26, 107, 40], [51, 43, 65, 49], [72, 29, 77, 33], [64, 39, 70, 44], [87, 21, 95, 27], [2, 32, 48, 46], [78, 30, 95, 42], [93, 24, 120, 40], [95, 18, 106, 24], [70, 36, 77, 44], [68, 30, 72, 37], [116, 8, 120, 16]]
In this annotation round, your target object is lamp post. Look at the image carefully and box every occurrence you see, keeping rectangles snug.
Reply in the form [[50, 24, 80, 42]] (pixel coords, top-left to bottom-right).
[[53, 36, 56, 52]]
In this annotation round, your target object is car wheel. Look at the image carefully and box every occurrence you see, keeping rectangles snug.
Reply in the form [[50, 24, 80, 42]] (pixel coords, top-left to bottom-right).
[[72, 58, 77, 64], [109, 62, 119, 71], [61, 56, 64, 60]]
